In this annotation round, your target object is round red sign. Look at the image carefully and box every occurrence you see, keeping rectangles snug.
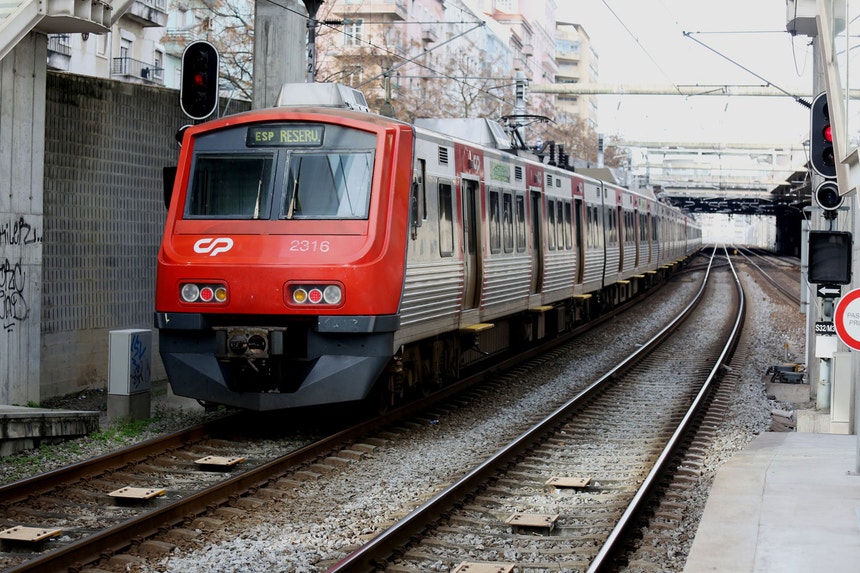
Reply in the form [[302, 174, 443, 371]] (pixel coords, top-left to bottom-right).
[[834, 288, 860, 351]]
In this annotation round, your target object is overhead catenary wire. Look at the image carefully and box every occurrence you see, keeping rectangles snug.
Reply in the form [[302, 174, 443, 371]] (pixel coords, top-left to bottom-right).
[[684, 30, 812, 108], [601, 0, 684, 95]]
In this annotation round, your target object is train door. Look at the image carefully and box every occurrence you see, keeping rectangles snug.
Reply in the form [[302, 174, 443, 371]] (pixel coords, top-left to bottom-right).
[[530, 189, 543, 293], [634, 209, 641, 268], [617, 206, 624, 272], [575, 198, 585, 284], [462, 177, 481, 309]]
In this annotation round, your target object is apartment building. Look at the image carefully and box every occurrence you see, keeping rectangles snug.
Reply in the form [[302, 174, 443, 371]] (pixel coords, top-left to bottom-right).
[[46, 0, 169, 87], [556, 21, 599, 129]]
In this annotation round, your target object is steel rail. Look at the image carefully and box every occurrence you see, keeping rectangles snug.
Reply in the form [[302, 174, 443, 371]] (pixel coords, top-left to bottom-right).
[[3, 415, 393, 573], [732, 245, 800, 307], [586, 246, 745, 572], [0, 416, 236, 504], [326, 251, 719, 573], [3, 262, 693, 572]]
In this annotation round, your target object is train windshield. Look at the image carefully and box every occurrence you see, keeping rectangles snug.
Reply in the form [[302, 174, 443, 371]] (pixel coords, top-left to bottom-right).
[[187, 154, 276, 219], [283, 152, 373, 219], [184, 122, 376, 221]]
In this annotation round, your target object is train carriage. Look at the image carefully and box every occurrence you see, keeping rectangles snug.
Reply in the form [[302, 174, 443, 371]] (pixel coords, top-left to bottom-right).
[[155, 83, 701, 411]]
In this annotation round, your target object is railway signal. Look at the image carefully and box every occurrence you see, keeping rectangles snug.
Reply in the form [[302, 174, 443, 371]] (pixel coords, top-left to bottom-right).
[[808, 230, 852, 286], [810, 92, 836, 178], [814, 180, 843, 218], [180, 41, 219, 120]]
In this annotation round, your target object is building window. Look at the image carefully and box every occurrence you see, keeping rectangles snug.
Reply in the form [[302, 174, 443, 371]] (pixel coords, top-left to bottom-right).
[[344, 19, 364, 47]]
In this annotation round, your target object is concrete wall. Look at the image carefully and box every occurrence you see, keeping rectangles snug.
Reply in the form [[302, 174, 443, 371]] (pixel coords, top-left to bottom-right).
[[0, 36, 46, 406], [39, 72, 249, 400]]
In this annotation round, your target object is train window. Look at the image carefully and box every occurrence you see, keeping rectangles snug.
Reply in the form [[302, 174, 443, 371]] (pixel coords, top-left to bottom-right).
[[564, 202, 572, 249], [547, 199, 556, 251], [187, 154, 276, 219], [503, 192, 514, 253], [586, 206, 594, 248], [439, 182, 454, 257], [556, 202, 564, 249], [489, 190, 501, 254], [283, 152, 373, 219], [626, 211, 635, 244], [515, 194, 526, 252], [607, 207, 617, 245]]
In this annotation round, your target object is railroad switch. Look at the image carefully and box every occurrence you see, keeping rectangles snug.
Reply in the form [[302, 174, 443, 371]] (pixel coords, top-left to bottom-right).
[[505, 512, 558, 533], [451, 562, 515, 573]]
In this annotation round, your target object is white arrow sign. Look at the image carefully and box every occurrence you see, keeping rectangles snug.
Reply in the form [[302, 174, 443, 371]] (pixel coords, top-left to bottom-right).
[[817, 285, 842, 298]]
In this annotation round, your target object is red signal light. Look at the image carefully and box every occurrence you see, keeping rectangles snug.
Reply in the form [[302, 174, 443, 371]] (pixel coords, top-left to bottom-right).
[[824, 124, 833, 142], [180, 41, 219, 120]]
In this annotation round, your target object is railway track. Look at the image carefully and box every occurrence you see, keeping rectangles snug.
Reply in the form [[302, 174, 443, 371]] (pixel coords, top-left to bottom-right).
[[326, 248, 743, 572], [0, 265, 700, 573], [732, 246, 801, 307]]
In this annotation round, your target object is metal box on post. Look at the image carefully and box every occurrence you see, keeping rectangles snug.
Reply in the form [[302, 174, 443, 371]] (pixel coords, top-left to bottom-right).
[[107, 329, 152, 422]]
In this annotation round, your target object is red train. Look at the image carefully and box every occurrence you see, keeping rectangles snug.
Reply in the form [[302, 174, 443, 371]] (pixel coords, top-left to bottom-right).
[[156, 83, 701, 411]]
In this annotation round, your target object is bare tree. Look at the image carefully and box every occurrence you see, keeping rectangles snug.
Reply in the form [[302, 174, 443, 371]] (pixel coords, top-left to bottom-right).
[[169, 0, 255, 100], [603, 136, 630, 169], [528, 99, 599, 165]]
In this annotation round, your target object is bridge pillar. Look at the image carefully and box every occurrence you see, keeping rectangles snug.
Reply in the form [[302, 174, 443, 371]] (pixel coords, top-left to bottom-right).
[[0, 34, 46, 406]]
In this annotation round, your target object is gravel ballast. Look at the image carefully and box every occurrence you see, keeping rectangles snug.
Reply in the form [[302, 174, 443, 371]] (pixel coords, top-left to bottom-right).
[[2, 263, 806, 572]]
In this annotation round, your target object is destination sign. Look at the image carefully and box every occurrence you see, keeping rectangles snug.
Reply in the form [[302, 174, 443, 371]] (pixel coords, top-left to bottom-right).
[[246, 125, 324, 147]]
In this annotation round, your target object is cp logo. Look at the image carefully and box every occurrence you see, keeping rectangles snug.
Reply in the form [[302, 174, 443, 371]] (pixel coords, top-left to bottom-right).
[[193, 237, 234, 257]]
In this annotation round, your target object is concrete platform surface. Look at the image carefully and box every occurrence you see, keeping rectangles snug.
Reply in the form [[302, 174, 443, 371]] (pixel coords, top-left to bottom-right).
[[0, 405, 100, 457], [684, 432, 860, 573]]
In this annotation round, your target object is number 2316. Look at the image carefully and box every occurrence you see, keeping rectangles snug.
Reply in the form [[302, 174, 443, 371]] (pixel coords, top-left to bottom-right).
[[290, 240, 330, 253]]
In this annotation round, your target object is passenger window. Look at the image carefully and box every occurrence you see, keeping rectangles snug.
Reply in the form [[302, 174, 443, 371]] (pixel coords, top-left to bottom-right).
[[489, 190, 501, 254], [439, 182, 454, 257], [515, 195, 526, 252], [564, 202, 572, 249], [503, 192, 514, 253], [556, 202, 564, 250]]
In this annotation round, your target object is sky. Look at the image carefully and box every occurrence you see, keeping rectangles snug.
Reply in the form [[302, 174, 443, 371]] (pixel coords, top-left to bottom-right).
[[555, 0, 814, 145]]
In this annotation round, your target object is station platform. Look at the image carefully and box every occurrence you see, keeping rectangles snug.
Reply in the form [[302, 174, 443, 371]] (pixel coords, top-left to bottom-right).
[[684, 432, 860, 572], [0, 405, 99, 457]]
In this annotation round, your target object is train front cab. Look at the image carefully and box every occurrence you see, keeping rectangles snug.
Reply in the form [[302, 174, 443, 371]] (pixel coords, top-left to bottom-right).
[[155, 107, 415, 410]]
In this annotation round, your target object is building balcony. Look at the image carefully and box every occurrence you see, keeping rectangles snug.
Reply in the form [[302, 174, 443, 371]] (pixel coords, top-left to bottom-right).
[[47, 34, 72, 71], [337, 0, 406, 21], [111, 57, 165, 85], [123, 0, 168, 27]]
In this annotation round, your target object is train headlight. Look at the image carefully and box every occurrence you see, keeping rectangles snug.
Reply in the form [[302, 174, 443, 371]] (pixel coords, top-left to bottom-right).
[[323, 285, 342, 305], [180, 283, 200, 303], [180, 282, 228, 304]]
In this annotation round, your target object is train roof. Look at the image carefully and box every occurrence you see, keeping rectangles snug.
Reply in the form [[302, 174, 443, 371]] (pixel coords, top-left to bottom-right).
[[275, 82, 371, 113], [414, 118, 513, 150]]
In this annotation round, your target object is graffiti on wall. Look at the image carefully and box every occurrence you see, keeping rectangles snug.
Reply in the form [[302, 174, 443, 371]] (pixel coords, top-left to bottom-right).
[[128, 332, 151, 393], [0, 216, 42, 332]]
